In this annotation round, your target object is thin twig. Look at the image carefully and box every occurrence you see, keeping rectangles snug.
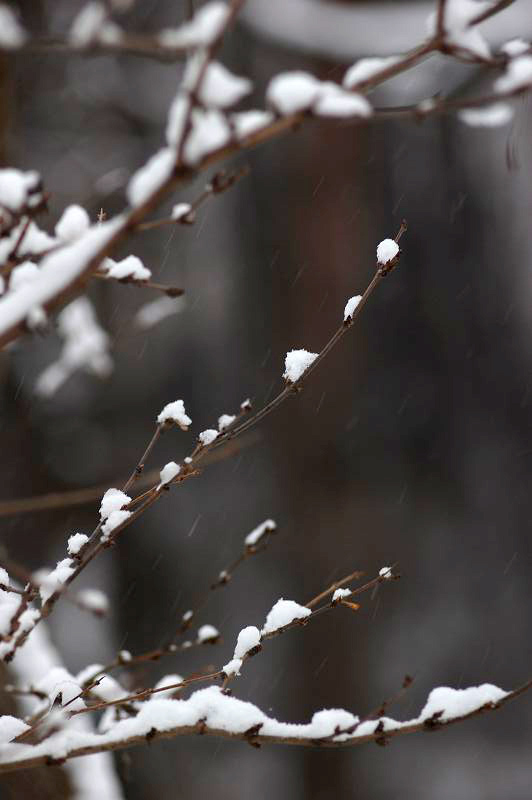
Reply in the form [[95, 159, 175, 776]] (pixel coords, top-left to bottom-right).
[[221, 569, 398, 690], [0, 432, 259, 518], [137, 166, 249, 232], [13, 35, 192, 62], [104, 519, 278, 672], [471, 0, 516, 26], [2, 222, 405, 660], [306, 569, 365, 609], [123, 425, 163, 493], [177, 511, 277, 632], [92, 273, 184, 297], [72, 670, 224, 717]]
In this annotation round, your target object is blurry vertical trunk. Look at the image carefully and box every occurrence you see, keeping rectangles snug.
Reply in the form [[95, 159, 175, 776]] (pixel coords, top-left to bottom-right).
[[235, 22, 383, 796], [0, 3, 75, 798]]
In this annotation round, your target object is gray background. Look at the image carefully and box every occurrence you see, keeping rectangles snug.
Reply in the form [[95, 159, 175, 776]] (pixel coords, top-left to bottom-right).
[[1, 1, 531, 797]]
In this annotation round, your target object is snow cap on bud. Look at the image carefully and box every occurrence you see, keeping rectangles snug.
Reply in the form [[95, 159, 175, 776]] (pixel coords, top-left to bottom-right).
[[157, 400, 191, 430], [376, 239, 399, 265]]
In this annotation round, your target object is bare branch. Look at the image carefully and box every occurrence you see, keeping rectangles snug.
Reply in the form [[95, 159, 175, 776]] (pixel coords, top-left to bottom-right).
[[0, 432, 259, 518], [13, 34, 192, 62], [137, 166, 249, 232]]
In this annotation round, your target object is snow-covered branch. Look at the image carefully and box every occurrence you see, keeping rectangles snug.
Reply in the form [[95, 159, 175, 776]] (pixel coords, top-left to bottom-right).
[[0, 676, 529, 774]]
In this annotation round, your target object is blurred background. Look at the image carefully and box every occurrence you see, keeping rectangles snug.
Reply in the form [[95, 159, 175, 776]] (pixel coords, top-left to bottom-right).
[[1, 0, 532, 798]]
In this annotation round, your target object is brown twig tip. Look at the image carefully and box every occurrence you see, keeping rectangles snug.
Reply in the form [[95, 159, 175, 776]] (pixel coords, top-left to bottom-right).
[[339, 600, 361, 612]]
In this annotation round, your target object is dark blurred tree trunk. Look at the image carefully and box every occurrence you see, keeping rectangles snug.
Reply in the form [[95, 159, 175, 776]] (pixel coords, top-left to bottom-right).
[[0, 3, 75, 798]]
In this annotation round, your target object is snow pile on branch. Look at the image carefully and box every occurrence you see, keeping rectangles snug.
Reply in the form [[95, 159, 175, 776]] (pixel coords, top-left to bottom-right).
[[101, 255, 151, 281], [161, 6, 263, 166], [135, 296, 185, 329], [245, 519, 277, 548], [10, 262, 40, 294], [165, 50, 236, 164], [39, 559, 76, 605], [376, 238, 399, 265], [223, 625, 261, 677], [127, 148, 176, 207], [313, 84, 371, 119], [233, 626, 261, 659], [0, 168, 41, 212], [67, 533, 89, 557], [0, 223, 57, 294], [199, 428, 218, 446], [267, 72, 322, 114], [416, 684, 507, 723], [158, 2, 229, 49], [76, 588, 109, 615], [55, 205, 91, 242], [230, 110, 274, 140], [283, 349, 318, 383], [100, 488, 131, 519], [183, 109, 231, 166], [35, 298, 112, 398], [0, 568, 41, 658], [159, 462, 181, 487], [199, 62, 251, 108], [157, 399, 192, 430], [152, 674, 184, 698], [267, 72, 371, 119], [501, 39, 530, 58], [98, 21, 123, 45], [495, 55, 532, 93], [70, 2, 107, 46], [102, 511, 131, 542], [332, 588, 351, 602], [99, 488, 131, 539], [428, 0, 491, 60], [197, 624, 220, 644], [181, 610, 193, 626], [218, 413, 236, 431], [458, 103, 514, 127], [261, 599, 311, 635], [0, 5, 26, 48], [0, 716, 29, 744], [0, 215, 121, 343], [77, 664, 126, 697], [343, 56, 400, 89], [344, 294, 362, 322], [166, 94, 189, 147], [0, 576, 21, 639], [8, 619, 124, 796], [222, 658, 242, 677], [0, 222, 55, 276], [35, 666, 86, 711], [171, 202, 193, 221]]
